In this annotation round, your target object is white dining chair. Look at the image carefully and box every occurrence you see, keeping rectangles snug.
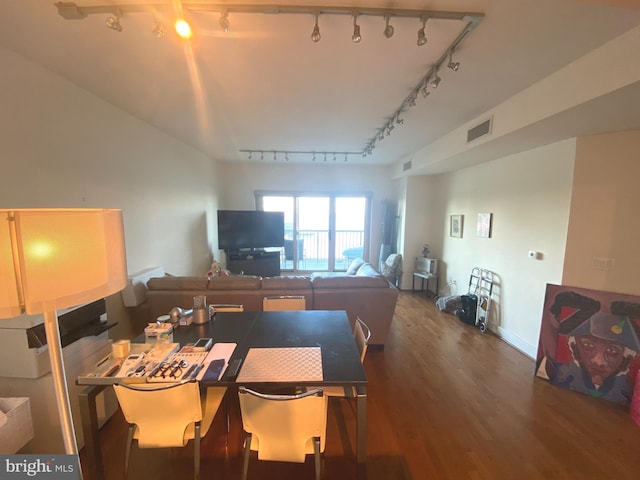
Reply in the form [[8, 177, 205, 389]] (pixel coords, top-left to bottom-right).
[[262, 295, 306, 311], [113, 379, 226, 479], [238, 386, 328, 480], [323, 316, 371, 398]]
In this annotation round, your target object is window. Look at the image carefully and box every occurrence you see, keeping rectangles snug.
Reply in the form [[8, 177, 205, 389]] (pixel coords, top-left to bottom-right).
[[257, 193, 370, 272]]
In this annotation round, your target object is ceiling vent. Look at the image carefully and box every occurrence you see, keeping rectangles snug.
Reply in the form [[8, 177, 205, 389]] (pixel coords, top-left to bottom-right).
[[403, 160, 412, 171], [466, 117, 492, 143]]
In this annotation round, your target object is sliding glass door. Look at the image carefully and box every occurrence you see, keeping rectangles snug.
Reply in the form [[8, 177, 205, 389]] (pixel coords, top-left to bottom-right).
[[258, 193, 369, 272]]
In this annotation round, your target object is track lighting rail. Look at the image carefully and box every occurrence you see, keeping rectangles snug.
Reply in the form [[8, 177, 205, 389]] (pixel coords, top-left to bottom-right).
[[56, 3, 483, 23], [55, 2, 484, 162]]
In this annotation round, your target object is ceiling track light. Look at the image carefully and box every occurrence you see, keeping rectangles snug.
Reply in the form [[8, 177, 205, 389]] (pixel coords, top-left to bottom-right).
[[105, 10, 122, 32], [417, 17, 427, 46], [352, 15, 361, 43], [447, 49, 460, 71], [311, 13, 321, 42], [239, 150, 358, 163], [151, 19, 164, 38], [174, 18, 192, 38], [57, 3, 484, 159], [429, 69, 441, 88], [383, 15, 394, 38], [219, 10, 230, 32]]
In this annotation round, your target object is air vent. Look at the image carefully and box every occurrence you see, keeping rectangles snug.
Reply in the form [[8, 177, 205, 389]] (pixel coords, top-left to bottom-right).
[[403, 160, 412, 171], [467, 117, 492, 143]]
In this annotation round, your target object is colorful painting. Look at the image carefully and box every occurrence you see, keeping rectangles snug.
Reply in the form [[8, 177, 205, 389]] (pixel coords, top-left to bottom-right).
[[535, 284, 640, 406]]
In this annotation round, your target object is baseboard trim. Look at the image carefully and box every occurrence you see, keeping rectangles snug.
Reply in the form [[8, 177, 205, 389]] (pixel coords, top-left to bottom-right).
[[497, 326, 537, 360]]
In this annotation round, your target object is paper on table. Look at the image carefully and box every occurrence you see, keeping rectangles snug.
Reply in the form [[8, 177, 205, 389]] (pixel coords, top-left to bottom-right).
[[236, 347, 322, 383], [197, 343, 237, 381]]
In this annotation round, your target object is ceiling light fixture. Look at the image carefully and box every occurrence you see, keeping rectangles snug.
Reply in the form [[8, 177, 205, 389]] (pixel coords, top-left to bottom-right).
[[105, 10, 122, 32], [429, 69, 441, 88], [352, 15, 361, 43], [311, 13, 321, 42], [55, 3, 484, 160], [417, 17, 427, 46], [174, 18, 192, 38], [240, 150, 358, 164], [151, 19, 164, 38], [219, 10, 230, 32], [447, 49, 460, 71], [383, 15, 394, 38]]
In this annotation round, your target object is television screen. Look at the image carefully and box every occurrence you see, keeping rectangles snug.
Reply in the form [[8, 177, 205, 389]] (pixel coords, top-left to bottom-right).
[[217, 210, 285, 251]]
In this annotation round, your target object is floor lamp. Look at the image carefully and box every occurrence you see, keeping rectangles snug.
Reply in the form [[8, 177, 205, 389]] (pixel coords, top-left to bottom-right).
[[0, 209, 127, 461]]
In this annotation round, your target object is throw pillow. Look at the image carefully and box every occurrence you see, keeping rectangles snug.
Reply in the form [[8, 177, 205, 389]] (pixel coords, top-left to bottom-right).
[[346, 258, 365, 275]]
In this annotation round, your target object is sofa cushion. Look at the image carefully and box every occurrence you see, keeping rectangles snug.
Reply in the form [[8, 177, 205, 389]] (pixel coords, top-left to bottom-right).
[[346, 258, 366, 275], [262, 276, 312, 290], [207, 275, 262, 290], [311, 274, 389, 289], [147, 276, 208, 291]]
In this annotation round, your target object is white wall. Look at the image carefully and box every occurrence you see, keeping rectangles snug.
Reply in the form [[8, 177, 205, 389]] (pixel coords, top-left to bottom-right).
[[398, 175, 446, 288], [412, 139, 576, 357], [563, 130, 640, 296], [0, 46, 221, 336], [217, 162, 396, 268]]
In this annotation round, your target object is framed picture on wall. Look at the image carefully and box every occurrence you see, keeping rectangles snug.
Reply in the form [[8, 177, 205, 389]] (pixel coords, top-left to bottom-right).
[[477, 212, 492, 238], [450, 214, 463, 238]]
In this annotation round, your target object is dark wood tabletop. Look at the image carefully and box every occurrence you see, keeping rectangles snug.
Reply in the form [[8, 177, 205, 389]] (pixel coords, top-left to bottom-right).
[[167, 310, 367, 387]]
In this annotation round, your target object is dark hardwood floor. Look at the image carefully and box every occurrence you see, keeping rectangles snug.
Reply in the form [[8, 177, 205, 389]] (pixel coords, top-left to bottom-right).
[[82, 292, 640, 479]]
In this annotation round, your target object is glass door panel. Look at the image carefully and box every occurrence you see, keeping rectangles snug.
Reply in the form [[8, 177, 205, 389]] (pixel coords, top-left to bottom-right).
[[336, 197, 366, 270], [262, 196, 295, 269], [298, 197, 329, 271]]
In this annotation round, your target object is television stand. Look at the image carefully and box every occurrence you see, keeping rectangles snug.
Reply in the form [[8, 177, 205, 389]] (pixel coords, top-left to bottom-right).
[[226, 250, 280, 277]]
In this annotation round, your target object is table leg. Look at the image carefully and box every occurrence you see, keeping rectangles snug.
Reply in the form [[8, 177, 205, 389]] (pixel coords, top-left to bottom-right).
[[79, 385, 107, 480], [355, 385, 367, 479]]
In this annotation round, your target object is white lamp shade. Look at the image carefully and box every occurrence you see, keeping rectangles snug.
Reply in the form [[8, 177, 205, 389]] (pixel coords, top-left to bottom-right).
[[0, 209, 127, 317]]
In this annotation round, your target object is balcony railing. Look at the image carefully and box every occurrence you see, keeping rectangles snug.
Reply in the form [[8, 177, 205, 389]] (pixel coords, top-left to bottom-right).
[[279, 229, 364, 271]]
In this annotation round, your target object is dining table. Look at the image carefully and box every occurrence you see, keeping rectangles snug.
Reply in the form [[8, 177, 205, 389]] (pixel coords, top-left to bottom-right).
[[77, 309, 368, 479]]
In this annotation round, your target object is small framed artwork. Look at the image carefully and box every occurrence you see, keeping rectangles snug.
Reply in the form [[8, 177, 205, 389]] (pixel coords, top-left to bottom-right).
[[477, 212, 492, 238], [450, 214, 463, 238]]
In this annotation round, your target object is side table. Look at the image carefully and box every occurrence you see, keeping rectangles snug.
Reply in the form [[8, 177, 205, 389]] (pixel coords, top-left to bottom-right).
[[412, 272, 439, 298]]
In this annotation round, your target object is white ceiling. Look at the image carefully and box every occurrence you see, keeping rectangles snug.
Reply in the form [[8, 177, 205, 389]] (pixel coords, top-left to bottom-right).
[[1, 0, 640, 171]]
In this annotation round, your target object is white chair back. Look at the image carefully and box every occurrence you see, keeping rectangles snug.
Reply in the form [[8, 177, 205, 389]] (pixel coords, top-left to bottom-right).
[[263, 295, 306, 311]]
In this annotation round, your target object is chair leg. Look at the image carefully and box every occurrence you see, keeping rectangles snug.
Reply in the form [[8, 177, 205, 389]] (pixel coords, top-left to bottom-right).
[[313, 437, 321, 480], [242, 433, 252, 480], [194, 422, 201, 480], [124, 424, 135, 475]]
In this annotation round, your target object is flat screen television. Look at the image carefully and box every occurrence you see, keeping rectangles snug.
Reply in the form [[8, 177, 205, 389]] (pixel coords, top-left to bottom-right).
[[217, 210, 285, 251]]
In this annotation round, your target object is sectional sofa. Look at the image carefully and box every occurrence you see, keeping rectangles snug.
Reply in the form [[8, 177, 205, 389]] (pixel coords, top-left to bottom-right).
[[144, 260, 399, 346]]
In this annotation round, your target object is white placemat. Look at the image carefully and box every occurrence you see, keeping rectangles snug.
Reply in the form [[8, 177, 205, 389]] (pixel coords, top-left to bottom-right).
[[236, 347, 323, 382]]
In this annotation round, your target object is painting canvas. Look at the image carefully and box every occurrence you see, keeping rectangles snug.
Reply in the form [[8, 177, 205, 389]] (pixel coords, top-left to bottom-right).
[[476, 212, 492, 238], [535, 284, 640, 406]]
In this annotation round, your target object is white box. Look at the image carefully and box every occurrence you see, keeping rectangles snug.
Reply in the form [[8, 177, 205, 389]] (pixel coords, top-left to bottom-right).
[[0, 397, 34, 453], [121, 266, 165, 307], [144, 322, 174, 343], [416, 257, 438, 275]]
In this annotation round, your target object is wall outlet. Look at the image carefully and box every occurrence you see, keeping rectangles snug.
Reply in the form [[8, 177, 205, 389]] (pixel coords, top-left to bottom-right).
[[593, 257, 615, 271]]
